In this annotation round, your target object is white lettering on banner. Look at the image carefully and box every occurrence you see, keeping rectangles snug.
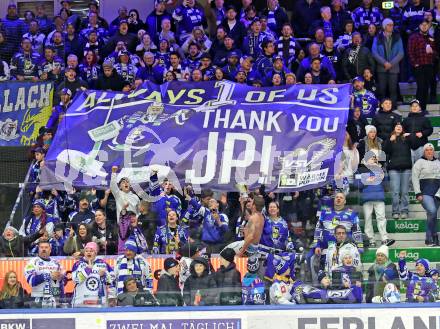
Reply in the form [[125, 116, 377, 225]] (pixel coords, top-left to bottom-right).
[[203, 109, 283, 132], [0, 325, 26, 329], [291, 114, 339, 133], [185, 133, 218, 184], [297, 87, 338, 104], [0, 83, 52, 112], [15, 88, 26, 111], [220, 133, 256, 184]]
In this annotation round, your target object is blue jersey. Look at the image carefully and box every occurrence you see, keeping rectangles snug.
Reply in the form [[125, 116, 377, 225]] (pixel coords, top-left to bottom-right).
[[183, 198, 229, 243], [313, 207, 363, 251], [255, 54, 273, 77], [352, 6, 383, 31], [10, 51, 41, 78], [352, 89, 378, 119], [407, 276, 437, 302], [242, 273, 266, 305], [260, 216, 294, 251], [50, 236, 66, 256], [152, 224, 189, 254], [292, 280, 363, 304], [154, 194, 182, 226], [172, 5, 206, 41]]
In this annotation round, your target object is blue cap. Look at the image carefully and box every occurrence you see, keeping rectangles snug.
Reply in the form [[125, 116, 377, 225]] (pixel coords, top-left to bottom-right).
[[352, 76, 364, 83], [228, 51, 239, 58], [416, 258, 430, 272], [33, 199, 46, 210], [124, 239, 138, 253]]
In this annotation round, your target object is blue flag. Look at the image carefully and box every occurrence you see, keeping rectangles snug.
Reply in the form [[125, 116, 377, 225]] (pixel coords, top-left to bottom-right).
[[0, 81, 53, 146], [41, 81, 351, 192]]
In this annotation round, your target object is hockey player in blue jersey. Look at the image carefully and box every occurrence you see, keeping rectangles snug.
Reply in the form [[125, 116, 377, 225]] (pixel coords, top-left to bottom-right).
[[313, 192, 363, 257], [312, 192, 363, 280], [242, 255, 266, 305]]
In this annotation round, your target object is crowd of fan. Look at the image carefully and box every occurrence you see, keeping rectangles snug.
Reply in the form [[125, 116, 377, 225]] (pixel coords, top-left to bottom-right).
[[0, 0, 440, 309], [0, 0, 438, 109]]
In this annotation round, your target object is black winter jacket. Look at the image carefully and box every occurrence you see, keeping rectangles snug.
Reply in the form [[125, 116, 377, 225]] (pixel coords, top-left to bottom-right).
[[183, 257, 218, 306], [214, 263, 242, 305], [347, 116, 369, 144], [95, 71, 127, 91], [383, 136, 412, 171], [156, 271, 184, 306], [342, 45, 375, 81], [402, 112, 433, 150], [371, 110, 402, 141], [0, 231, 42, 257]]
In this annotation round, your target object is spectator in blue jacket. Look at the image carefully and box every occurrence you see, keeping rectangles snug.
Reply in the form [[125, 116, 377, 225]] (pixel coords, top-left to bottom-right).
[[201, 198, 229, 253]]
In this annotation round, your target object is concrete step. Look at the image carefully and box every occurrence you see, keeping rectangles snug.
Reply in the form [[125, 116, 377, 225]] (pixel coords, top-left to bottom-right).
[[359, 219, 440, 234], [398, 82, 440, 103], [352, 207, 426, 220]]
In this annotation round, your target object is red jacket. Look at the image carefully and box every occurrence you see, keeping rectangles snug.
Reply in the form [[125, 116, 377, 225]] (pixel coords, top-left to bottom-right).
[[408, 31, 437, 67]]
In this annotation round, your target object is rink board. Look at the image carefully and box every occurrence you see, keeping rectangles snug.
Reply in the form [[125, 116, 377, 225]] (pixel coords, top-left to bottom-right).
[[0, 304, 439, 329]]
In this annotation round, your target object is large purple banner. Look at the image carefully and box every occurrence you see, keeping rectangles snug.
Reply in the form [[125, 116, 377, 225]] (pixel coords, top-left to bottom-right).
[[41, 81, 351, 192]]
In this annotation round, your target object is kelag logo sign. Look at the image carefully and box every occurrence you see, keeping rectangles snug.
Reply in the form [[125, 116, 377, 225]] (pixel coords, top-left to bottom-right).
[[107, 319, 241, 329]]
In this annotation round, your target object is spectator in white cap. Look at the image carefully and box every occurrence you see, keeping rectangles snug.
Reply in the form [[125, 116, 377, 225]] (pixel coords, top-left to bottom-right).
[[371, 18, 404, 105], [412, 142, 440, 246], [357, 125, 383, 168], [366, 245, 399, 303]]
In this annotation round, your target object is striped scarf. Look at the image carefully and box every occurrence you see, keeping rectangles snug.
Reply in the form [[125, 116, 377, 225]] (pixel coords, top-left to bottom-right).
[[277, 36, 296, 64], [247, 33, 265, 56], [116, 256, 144, 294], [131, 227, 148, 253], [267, 7, 277, 32]]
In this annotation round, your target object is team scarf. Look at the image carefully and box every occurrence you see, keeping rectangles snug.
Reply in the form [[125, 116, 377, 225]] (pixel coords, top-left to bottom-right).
[[116, 256, 144, 294], [277, 36, 297, 63], [267, 7, 278, 32]]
